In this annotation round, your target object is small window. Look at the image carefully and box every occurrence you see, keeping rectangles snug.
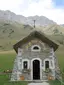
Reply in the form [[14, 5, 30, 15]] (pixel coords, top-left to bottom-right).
[[31, 45, 41, 52], [22, 59, 29, 69], [45, 61, 49, 70], [23, 61, 28, 69], [33, 46, 39, 50]]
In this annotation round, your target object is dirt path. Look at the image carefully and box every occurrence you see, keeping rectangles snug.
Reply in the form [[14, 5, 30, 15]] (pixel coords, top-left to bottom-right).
[[0, 50, 15, 54]]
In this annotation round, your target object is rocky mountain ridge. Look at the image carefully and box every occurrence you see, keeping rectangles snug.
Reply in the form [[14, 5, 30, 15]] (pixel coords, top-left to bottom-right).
[[0, 10, 56, 26]]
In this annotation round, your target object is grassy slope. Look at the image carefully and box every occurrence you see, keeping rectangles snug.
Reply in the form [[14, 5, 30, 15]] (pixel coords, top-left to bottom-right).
[[0, 52, 16, 72], [56, 46, 64, 72], [0, 21, 64, 51], [38, 24, 64, 34], [0, 21, 33, 51]]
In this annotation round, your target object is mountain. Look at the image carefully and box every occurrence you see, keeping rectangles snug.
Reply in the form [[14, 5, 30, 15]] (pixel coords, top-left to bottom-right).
[[0, 10, 56, 26], [27, 15, 56, 26], [0, 20, 64, 51], [0, 10, 64, 51], [0, 20, 33, 51], [60, 24, 64, 27], [41, 25, 64, 34]]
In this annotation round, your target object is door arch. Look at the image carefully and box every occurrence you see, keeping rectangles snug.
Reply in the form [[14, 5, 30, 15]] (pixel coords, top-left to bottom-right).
[[31, 58, 42, 80], [33, 60, 40, 80]]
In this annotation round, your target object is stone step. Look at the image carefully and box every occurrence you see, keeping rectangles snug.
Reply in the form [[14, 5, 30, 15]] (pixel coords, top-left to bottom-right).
[[28, 82, 50, 85]]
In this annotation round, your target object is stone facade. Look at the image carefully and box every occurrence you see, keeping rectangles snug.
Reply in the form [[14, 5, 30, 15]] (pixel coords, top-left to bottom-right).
[[11, 31, 60, 81]]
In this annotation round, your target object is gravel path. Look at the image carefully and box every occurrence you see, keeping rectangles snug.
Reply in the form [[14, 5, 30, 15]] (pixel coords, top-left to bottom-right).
[[28, 82, 50, 85]]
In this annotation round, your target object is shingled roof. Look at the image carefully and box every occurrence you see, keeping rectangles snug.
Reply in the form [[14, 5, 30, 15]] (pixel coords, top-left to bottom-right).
[[13, 30, 59, 53]]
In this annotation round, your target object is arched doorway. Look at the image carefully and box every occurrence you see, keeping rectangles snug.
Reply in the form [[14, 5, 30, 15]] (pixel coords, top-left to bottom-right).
[[33, 60, 40, 80]]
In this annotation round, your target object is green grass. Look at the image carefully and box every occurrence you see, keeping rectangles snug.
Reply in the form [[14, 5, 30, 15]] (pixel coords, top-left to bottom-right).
[[4, 81, 28, 85], [49, 80, 62, 85], [0, 73, 28, 85], [0, 52, 28, 85], [55, 46, 64, 72], [0, 52, 16, 72]]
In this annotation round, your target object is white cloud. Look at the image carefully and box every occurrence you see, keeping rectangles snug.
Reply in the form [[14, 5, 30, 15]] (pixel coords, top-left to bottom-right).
[[0, 0, 24, 14], [21, 0, 64, 24], [0, 0, 64, 24]]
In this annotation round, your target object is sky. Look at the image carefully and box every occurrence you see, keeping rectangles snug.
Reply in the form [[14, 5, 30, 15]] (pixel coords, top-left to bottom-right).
[[0, 0, 64, 24]]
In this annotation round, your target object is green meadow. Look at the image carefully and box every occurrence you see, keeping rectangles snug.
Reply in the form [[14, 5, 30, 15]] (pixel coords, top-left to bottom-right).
[[0, 45, 64, 85], [0, 52, 15, 72]]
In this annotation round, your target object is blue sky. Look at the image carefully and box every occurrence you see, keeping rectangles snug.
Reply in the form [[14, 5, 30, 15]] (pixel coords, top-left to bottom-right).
[[53, 0, 64, 8], [0, 0, 64, 24]]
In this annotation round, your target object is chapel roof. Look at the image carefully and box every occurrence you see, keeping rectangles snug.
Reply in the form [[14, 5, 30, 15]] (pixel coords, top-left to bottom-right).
[[13, 30, 59, 53]]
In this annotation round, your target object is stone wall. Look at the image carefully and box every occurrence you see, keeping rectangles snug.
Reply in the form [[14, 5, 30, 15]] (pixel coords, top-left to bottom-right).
[[11, 38, 60, 81]]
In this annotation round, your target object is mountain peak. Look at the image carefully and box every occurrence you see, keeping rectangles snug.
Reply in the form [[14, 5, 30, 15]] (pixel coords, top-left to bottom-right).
[[0, 10, 56, 26]]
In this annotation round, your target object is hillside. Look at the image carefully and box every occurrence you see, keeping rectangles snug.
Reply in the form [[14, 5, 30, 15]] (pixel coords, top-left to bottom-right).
[[0, 20, 64, 51], [0, 20, 33, 51], [0, 10, 64, 51]]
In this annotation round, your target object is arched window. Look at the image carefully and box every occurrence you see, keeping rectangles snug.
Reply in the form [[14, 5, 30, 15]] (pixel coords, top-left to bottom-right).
[[22, 59, 29, 69], [44, 59, 50, 71], [33, 46, 39, 50], [23, 61, 28, 69], [31, 45, 41, 52], [45, 61, 49, 70]]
